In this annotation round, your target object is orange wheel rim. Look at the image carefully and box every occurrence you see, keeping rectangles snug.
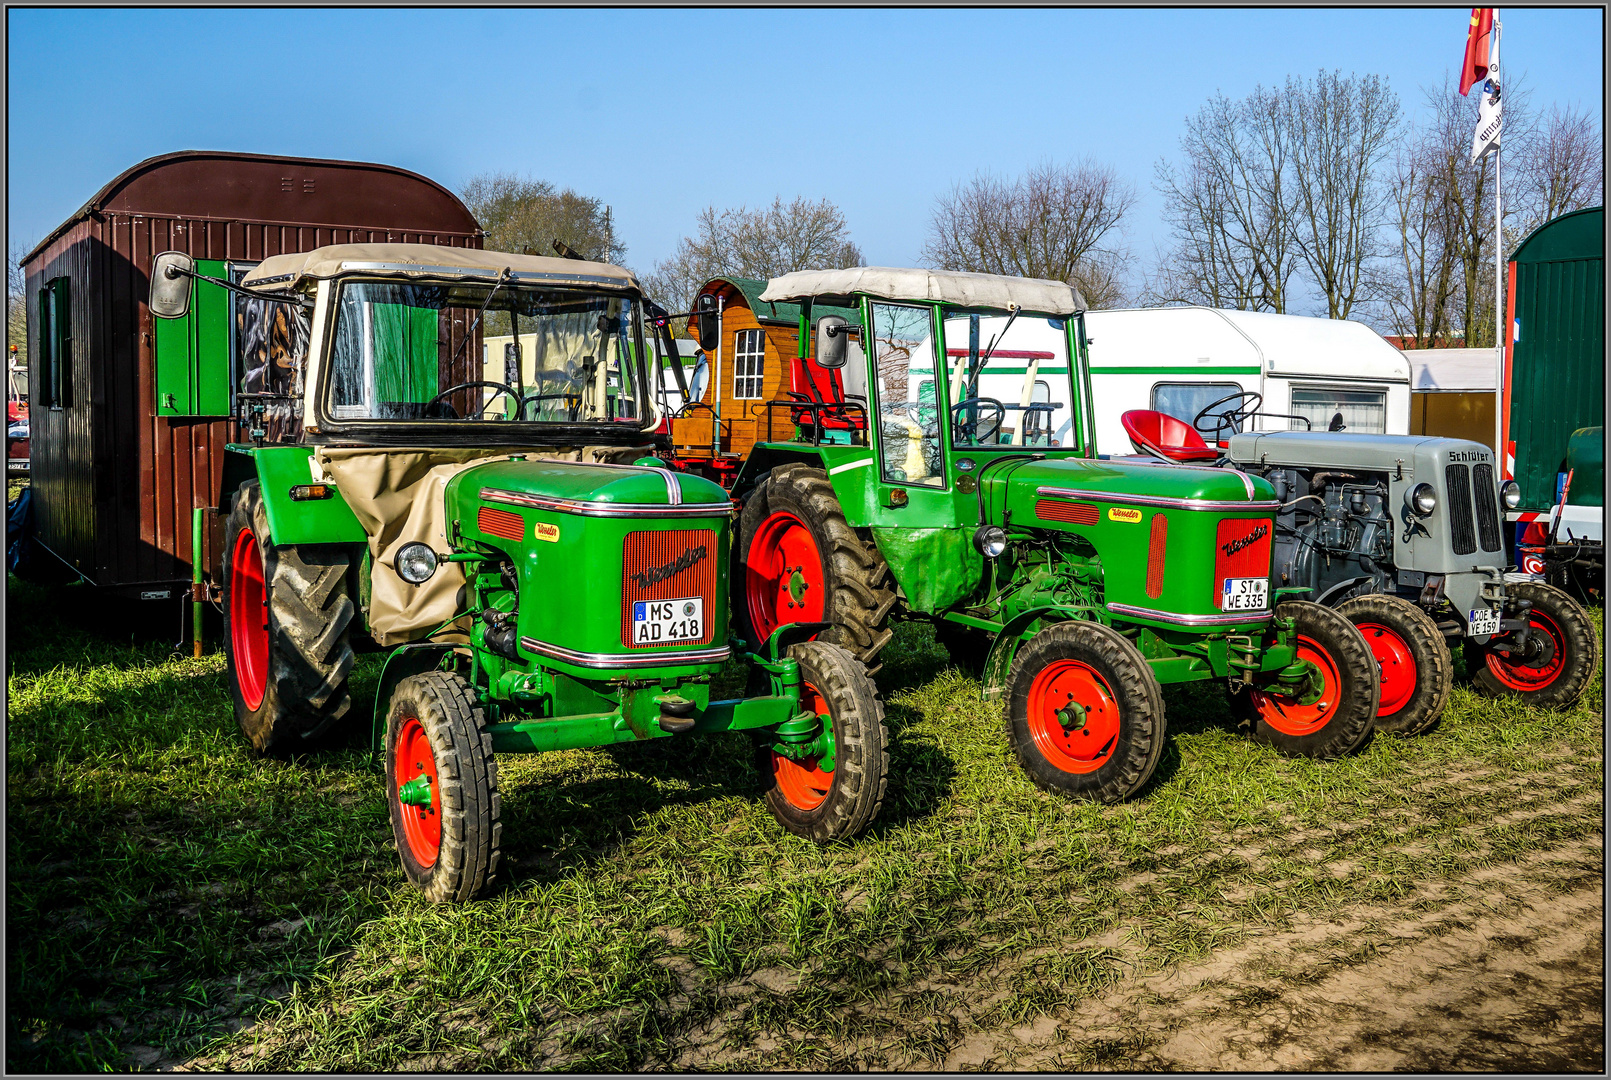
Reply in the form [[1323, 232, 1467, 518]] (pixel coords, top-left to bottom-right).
[[746, 510, 826, 645], [1250, 635, 1342, 737], [1357, 621, 1416, 718], [1025, 659, 1122, 774], [395, 716, 442, 867], [229, 528, 269, 710], [1484, 609, 1569, 691], [770, 681, 835, 811]]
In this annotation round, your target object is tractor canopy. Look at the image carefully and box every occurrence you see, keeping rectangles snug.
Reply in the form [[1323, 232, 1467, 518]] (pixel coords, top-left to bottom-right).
[[760, 267, 1086, 316]]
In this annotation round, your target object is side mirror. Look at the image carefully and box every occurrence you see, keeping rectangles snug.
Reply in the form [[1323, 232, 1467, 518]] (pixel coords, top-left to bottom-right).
[[149, 252, 195, 318], [695, 294, 719, 352], [815, 316, 851, 369]]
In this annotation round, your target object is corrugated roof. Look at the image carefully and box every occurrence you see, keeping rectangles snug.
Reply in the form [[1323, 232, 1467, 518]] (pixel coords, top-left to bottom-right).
[[699, 276, 862, 327]]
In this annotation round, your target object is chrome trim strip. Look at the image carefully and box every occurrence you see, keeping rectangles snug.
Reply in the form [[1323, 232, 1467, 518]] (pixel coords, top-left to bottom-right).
[[1035, 486, 1280, 512], [480, 487, 728, 518], [337, 262, 633, 287], [519, 637, 731, 668], [1107, 602, 1272, 626]]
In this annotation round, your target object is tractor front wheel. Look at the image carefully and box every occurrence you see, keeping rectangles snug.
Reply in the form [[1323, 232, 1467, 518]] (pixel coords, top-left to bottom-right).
[[1233, 600, 1378, 758], [385, 670, 502, 903], [222, 480, 356, 754], [1005, 620, 1166, 803], [1464, 581, 1599, 709], [757, 641, 888, 842], [1335, 593, 1451, 737]]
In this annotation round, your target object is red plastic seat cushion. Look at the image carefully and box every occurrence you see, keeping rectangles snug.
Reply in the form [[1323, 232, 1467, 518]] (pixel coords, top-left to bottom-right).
[[1120, 410, 1220, 462]]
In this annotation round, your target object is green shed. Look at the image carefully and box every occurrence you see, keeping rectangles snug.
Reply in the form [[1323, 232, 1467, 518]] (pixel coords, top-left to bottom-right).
[[1503, 206, 1604, 517]]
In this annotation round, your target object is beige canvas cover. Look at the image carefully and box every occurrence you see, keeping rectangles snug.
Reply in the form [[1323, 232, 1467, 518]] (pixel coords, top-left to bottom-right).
[[760, 267, 1085, 316], [318, 443, 654, 646], [242, 243, 640, 294]]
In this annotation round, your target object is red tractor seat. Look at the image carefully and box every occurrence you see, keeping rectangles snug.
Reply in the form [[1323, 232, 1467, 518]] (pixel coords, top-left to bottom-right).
[[1121, 410, 1221, 462]]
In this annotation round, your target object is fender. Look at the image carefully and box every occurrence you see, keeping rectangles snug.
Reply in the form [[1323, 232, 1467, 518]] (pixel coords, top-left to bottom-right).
[[980, 605, 1107, 701], [1313, 575, 1372, 607], [371, 642, 457, 761], [224, 444, 368, 545]]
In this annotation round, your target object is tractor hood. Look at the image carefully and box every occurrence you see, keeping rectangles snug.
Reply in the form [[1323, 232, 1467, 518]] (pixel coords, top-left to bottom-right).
[[452, 457, 731, 515], [992, 456, 1278, 515], [1225, 431, 1488, 471]]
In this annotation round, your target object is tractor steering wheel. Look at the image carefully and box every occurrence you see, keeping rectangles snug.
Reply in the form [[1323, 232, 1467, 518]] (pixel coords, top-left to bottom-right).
[[428, 381, 520, 420], [951, 397, 1006, 445], [1193, 390, 1263, 440]]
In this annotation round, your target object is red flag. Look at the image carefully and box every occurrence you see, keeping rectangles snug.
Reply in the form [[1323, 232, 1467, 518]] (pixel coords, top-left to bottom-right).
[[1460, 8, 1495, 96]]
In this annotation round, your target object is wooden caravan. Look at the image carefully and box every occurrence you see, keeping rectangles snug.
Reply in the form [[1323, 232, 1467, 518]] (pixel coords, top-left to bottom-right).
[[667, 277, 863, 484]]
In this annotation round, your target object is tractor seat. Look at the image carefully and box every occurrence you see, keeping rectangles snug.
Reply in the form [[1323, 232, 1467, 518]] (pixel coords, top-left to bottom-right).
[[1120, 410, 1221, 462]]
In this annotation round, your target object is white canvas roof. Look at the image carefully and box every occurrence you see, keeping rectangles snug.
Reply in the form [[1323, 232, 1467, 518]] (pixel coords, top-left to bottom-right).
[[240, 243, 639, 293], [760, 267, 1085, 316], [1400, 348, 1499, 391], [1084, 306, 1410, 383]]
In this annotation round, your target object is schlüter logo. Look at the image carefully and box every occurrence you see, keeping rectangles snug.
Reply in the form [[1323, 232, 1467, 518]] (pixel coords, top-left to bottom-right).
[[534, 522, 560, 543], [1220, 523, 1269, 557], [1107, 507, 1143, 523], [1447, 450, 1491, 463], [629, 544, 708, 589]]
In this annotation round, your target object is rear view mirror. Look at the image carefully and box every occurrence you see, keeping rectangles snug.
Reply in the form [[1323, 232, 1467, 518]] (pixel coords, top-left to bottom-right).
[[695, 294, 719, 352], [149, 252, 195, 318], [815, 316, 851, 369]]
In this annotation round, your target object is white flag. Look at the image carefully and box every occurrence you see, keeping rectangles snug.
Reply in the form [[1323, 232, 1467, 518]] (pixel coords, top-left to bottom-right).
[[1471, 84, 1502, 164]]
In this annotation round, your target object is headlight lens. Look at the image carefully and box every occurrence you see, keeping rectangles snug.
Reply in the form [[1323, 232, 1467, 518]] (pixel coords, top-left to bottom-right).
[[396, 542, 439, 584], [1411, 483, 1437, 517], [1500, 479, 1522, 510], [973, 525, 1008, 558]]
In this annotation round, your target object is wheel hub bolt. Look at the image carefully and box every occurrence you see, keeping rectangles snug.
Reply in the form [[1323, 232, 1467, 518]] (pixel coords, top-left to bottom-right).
[[1056, 702, 1087, 730]]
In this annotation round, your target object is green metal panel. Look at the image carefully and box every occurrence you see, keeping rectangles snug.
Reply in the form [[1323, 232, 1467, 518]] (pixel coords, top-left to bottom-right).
[[1564, 427, 1603, 508], [155, 259, 231, 416], [249, 445, 368, 545]]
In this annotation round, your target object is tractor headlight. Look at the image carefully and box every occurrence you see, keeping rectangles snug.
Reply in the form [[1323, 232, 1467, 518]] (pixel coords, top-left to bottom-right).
[[396, 542, 439, 585], [1410, 483, 1437, 518], [1500, 479, 1522, 510], [973, 525, 1008, 558]]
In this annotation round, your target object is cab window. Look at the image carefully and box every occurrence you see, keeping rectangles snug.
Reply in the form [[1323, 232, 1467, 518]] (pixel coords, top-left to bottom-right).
[[868, 302, 943, 487]]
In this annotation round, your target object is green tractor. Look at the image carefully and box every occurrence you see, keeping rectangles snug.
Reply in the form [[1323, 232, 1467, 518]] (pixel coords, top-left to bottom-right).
[[728, 268, 1382, 801], [147, 244, 888, 902]]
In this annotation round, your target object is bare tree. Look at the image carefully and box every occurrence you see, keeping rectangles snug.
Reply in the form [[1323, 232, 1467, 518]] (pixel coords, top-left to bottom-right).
[[460, 172, 626, 265], [920, 160, 1134, 302], [1513, 103, 1603, 237], [645, 196, 862, 319], [8, 246, 27, 359], [1286, 71, 1402, 320], [1150, 87, 1299, 312], [1381, 131, 1462, 346]]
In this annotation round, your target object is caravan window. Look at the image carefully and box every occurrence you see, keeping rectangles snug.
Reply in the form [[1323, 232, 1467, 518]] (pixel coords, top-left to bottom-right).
[[1151, 382, 1243, 431], [1290, 387, 1386, 432], [733, 328, 765, 399]]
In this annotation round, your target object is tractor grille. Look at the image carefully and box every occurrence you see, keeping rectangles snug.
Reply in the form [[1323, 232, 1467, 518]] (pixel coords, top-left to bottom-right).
[[1473, 463, 1502, 551], [621, 529, 718, 648], [1445, 464, 1476, 555], [1145, 514, 1168, 599], [477, 506, 526, 543], [1212, 518, 1273, 609], [1035, 499, 1099, 525]]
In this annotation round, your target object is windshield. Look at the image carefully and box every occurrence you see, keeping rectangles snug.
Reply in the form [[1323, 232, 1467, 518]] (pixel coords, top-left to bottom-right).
[[940, 310, 1075, 449], [323, 280, 651, 427]]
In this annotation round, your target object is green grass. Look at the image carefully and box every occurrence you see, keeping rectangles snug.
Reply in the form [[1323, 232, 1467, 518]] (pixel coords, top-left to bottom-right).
[[6, 576, 1603, 1071]]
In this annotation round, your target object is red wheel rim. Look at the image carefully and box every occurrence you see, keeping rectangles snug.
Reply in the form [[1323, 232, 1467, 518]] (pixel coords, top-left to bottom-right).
[[229, 527, 270, 711], [1357, 621, 1417, 718], [1483, 608, 1569, 691], [1025, 659, 1122, 774], [1249, 635, 1343, 737], [395, 716, 442, 867], [745, 510, 826, 645], [770, 680, 834, 811]]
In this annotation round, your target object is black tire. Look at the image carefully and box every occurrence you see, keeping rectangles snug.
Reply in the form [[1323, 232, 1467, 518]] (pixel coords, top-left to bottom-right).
[[933, 619, 989, 676], [1231, 600, 1378, 759], [756, 640, 888, 842], [385, 670, 502, 903], [222, 480, 356, 753], [737, 465, 897, 673], [1464, 581, 1599, 709], [1004, 620, 1166, 804], [1335, 593, 1451, 737]]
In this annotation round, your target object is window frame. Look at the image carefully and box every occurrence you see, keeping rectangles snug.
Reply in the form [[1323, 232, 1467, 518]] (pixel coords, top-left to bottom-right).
[[40, 277, 70, 410], [1148, 380, 1247, 433], [866, 299, 948, 490], [1288, 383, 1389, 434], [732, 327, 766, 400]]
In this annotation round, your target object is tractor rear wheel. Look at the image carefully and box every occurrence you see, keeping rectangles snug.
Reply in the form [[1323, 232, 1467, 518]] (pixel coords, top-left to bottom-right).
[[1005, 620, 1166, 803], [385, 670, 502, 903], [1336, 593, 1450, 737], [1232, 600, 1378, 759], [1464, 581, 1598, 709], [737, 465, 897, 672], [757, 640, 888, 842], [222, 480, 356, 754]]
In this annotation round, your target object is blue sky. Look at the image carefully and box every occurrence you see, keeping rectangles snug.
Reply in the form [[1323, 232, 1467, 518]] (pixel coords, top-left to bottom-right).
[[8, 7, 1604, 287]]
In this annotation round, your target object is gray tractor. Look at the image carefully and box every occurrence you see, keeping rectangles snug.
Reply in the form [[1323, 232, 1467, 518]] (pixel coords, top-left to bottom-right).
[[1123, 393, 1599, 735]]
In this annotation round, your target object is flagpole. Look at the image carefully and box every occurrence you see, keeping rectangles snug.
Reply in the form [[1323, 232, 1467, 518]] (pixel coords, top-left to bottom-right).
[[1492, 10, 1505, 462]]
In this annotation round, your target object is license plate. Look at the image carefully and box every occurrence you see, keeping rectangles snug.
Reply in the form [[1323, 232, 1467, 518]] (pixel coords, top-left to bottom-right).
[[1468, 607, 1501, 636], [1220, 577, 1269, 612], [631, 597, 704, 645]]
